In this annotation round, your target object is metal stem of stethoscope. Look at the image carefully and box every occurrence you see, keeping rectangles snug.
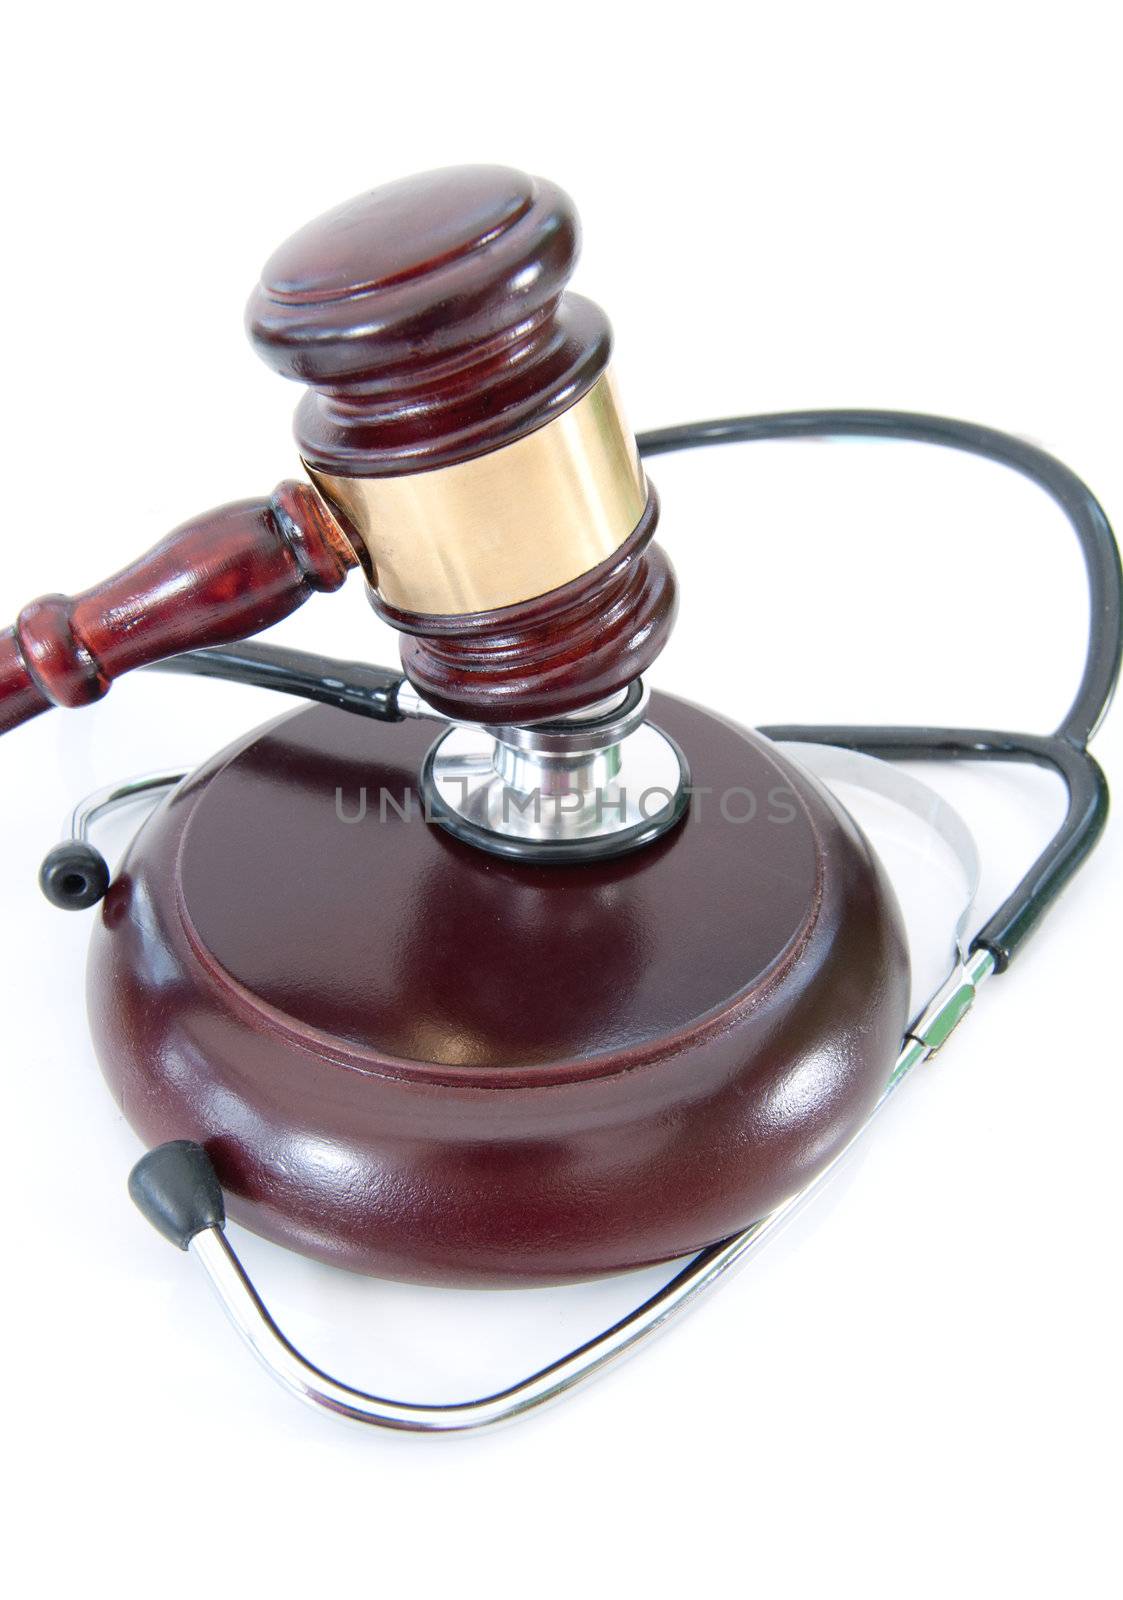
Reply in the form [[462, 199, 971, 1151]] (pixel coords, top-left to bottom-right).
[[169, 948, 992, 1434]]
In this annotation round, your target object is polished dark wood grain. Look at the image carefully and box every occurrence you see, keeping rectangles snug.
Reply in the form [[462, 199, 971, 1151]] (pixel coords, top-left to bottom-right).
[[1, 167, 672, 734], [89, 695, 910, 1285], [379, 492, 676, 722], [247, 165, 610, 476], [247, 164, 674, 722], [0, 483, 357, 735]]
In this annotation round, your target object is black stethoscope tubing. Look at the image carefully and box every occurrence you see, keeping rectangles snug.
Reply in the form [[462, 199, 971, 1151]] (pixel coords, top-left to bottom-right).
[[39, 409, 1119, 1429], [135, 408, 1121, 976], [637, 409, 1121, 971]]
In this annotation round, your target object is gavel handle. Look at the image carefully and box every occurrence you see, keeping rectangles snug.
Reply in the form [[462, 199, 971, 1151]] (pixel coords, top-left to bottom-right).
[[0, 482, 358, 736]]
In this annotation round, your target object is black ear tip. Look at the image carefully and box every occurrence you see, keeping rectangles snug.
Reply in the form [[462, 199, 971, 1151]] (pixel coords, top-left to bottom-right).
[[38, 841, 112, 909], [128, 1141, 226, 1249]]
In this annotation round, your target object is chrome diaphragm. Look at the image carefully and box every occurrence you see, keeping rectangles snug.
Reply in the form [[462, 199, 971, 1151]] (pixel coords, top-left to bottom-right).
[[420, 680, 690, 862]]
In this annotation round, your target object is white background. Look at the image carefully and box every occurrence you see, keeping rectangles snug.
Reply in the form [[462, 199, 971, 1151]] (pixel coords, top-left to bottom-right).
[[1, 4, 1119, 1595]]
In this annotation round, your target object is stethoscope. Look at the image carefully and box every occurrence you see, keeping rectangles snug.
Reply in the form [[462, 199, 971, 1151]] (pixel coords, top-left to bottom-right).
[[36, 409, 1120, 1433]]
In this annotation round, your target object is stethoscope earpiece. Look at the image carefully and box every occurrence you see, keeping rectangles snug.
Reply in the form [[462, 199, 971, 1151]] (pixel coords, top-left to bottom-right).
[[129, 1140, 226, 1251], [38, 770, 185, 912], [2, 162, 1118, 1435], [38, 840, 111, 910]]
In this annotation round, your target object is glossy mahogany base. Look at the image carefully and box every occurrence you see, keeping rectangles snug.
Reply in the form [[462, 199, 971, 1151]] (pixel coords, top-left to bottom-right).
[[87, 694, 909, 1286]]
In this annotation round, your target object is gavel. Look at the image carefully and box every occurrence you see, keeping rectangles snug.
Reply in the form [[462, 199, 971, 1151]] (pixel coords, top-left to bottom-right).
[[0, 166, 675, 737], [2, 160, 1114, 1422], [2, 163, 911, 1290]]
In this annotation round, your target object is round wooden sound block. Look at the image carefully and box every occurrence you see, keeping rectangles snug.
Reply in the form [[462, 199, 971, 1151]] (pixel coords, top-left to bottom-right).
[[88, 694, 909, 1286]]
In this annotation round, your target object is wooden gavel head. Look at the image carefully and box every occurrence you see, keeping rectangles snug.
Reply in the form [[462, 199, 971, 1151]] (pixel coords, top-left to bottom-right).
[[0, 165, 673, 737], [247, 165, 675, 723]]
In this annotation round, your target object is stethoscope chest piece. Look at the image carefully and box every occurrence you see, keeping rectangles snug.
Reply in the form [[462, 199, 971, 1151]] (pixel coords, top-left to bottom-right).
[[3, 163, 1118, 1431]]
